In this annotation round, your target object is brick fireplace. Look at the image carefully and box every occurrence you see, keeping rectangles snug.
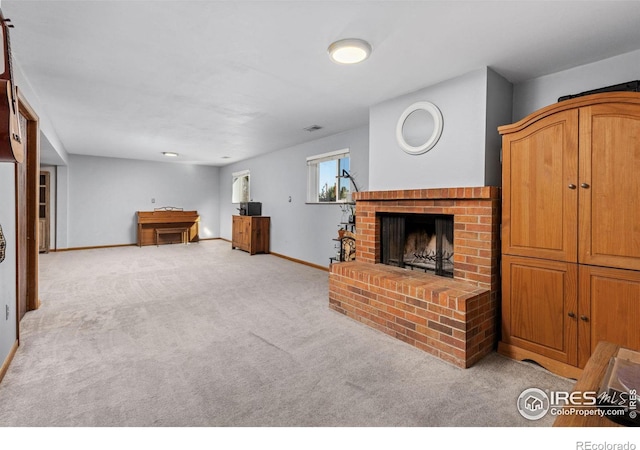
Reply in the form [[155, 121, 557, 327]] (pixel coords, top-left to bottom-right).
[[329, 187, 500, 368]]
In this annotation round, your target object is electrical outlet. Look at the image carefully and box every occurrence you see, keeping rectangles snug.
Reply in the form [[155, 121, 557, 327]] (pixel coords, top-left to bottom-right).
[[151, 198, 156, 203]]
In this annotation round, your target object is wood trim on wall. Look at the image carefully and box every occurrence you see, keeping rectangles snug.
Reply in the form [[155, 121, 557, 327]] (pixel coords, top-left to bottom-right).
[[14, 121, 27, 322], [55, 243, 136, 252], [54, 238, 222, 252], [17, 89, 40, 313], [266, 252, 329, 272], [219, 237, 329, 271], [0, 340, 19, 384]]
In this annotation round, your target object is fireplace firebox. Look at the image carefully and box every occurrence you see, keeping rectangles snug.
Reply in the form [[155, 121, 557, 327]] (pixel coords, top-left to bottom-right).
[[380, 213, 454, 277]]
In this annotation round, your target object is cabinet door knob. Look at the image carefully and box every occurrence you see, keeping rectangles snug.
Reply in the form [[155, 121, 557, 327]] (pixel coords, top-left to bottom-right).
[[568, 184, 577, 190], [580, 183, 590, 189], [568, 312, 576, 318], [580, 315, 589, 322]]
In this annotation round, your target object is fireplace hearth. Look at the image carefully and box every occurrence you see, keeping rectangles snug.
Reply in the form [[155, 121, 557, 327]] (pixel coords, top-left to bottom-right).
[[329, 187, 501, 368], [380, 213, 454, 277]]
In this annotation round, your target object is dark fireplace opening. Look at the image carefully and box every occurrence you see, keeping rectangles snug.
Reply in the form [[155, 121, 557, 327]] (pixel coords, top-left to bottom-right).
[[379, 213, 454, 278]]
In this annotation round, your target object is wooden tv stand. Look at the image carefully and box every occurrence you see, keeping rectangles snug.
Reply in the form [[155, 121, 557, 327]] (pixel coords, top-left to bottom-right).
[[231, 215, 270, 255]]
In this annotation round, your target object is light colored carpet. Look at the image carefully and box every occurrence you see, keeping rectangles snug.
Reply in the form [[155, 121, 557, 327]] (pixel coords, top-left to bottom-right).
[[0, 240, 573, 427]]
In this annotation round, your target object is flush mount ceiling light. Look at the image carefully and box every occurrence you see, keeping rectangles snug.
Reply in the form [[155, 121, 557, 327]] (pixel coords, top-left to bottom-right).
[[162, 152, 179, 157], [327, 38, 371, 64]]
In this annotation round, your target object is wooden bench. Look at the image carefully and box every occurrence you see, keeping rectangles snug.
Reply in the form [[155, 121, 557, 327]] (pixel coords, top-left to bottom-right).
[[155, 227, 189, 246]]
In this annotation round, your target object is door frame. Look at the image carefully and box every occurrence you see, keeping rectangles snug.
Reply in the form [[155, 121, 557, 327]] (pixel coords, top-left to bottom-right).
[[15, 88, 40, 328]]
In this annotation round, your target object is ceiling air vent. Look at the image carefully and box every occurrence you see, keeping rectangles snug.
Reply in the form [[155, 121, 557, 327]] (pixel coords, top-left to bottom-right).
[[304, 125, 323, 132]]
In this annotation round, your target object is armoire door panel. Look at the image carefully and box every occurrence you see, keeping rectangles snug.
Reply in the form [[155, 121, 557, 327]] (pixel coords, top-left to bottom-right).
[[579, 103, 640, 270], [502, 110, 578, 262], [578, 265, 640, 368], [502, 256, 578, 365]]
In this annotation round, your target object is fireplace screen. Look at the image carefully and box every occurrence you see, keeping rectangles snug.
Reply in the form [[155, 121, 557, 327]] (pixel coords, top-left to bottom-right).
[[380, 213, 454, 277]]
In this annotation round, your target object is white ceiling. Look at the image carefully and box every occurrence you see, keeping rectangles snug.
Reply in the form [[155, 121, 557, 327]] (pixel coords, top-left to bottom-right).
[[4, 1, 640, 166]]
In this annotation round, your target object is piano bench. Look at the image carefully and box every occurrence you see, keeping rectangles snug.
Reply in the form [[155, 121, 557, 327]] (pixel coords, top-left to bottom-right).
[[155, 227, 189, 246]]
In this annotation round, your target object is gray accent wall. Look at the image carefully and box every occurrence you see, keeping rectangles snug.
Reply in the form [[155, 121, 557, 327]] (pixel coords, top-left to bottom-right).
[[0, 163, 17, 368], [368, 67, 511, 191], [66, 155, 220, 248], [513, 48, 640, 121], [485, 69, 513, 186], [219, 125, 369, 268]]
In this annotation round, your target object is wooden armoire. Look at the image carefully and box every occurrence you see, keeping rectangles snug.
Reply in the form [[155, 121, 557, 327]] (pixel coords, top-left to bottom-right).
[[498, 92, 640, 379]]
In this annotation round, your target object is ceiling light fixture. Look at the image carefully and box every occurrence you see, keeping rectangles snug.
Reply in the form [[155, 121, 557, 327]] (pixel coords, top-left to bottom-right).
[[327, 38, 372, 65], [162, 152, 179, 157]]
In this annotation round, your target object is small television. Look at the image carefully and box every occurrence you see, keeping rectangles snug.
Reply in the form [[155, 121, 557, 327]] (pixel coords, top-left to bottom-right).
[[239, 202, 262, 216]]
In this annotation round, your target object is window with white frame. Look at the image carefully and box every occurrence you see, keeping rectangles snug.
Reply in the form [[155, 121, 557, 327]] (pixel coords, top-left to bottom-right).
[[306, 149, 350, 203], [232, 170, 250, 203]]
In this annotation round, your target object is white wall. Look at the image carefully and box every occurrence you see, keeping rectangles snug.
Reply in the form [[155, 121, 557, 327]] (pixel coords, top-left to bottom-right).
[[13, 61, 69, 166], [66, 155, 220, 248], [0, 163, 17, 368], [219, 125, 369, 268], [56, 165, 69, 249], [368, 68, 497, 191], [513, 48, 640, 121], [485, 69, 513, 186]]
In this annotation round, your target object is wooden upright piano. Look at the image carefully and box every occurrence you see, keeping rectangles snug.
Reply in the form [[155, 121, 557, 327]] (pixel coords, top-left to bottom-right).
[[136, 210, 200, 246]]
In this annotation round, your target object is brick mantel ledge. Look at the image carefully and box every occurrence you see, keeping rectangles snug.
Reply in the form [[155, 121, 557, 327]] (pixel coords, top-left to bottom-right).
[[352, 186, 500, 202]]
